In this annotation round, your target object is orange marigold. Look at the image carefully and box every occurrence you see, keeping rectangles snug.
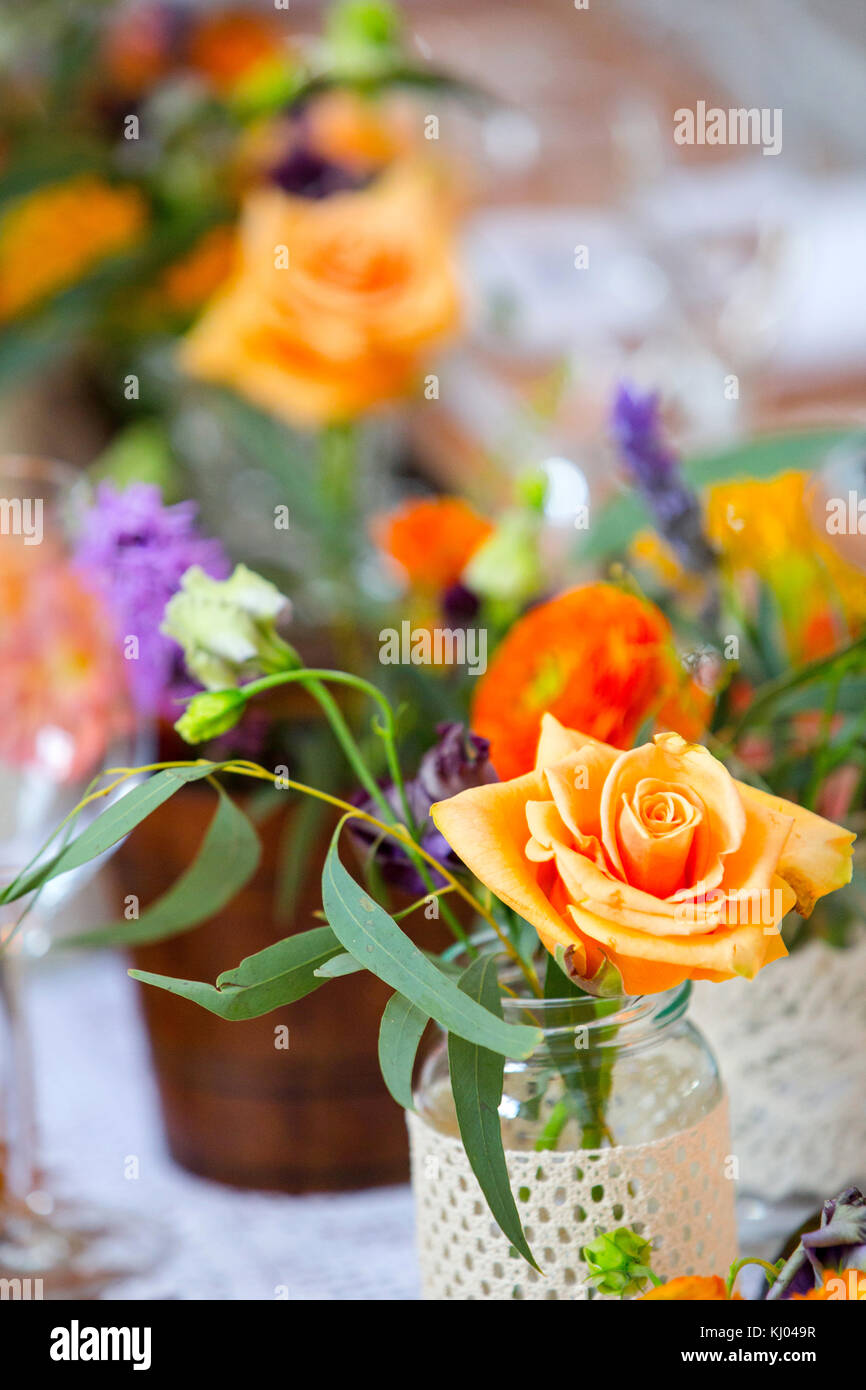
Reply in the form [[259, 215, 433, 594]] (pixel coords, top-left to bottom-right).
[[376, 497, 492, 590], [641, 1275, 737, 1301], [0, 176, 146, 322], [471, 583, 710, 781]]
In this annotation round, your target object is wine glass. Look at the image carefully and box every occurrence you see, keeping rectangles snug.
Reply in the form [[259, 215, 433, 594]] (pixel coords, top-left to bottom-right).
[[0, 455, 157, 1296]]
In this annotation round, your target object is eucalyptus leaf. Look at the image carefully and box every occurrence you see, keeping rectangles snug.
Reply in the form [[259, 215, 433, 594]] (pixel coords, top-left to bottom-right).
[[64, 786, 260, 949], [448, 956, 539, 1270], [0, 764, 225, 905], [129, 925, 342, 1020], [314, 951, 364, 979], [320, 830, 542, 1057], [378, 991, 429, 1111]]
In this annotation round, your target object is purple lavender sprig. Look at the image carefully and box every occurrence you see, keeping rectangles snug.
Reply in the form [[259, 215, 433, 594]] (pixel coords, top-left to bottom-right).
[[611, 383, 716, 573], [74, 482, 230, 718]]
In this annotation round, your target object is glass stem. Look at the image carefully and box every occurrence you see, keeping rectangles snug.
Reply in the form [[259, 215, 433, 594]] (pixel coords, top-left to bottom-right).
[[0, 952, 39, 1215]]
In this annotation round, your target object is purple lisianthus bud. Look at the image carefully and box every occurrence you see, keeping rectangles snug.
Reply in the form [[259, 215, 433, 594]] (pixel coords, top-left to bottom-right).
[[416, 722, 497, 803], [349, 723, 497, 897], [441, 581, 480, 624], [768, 1186, 866, 1299]]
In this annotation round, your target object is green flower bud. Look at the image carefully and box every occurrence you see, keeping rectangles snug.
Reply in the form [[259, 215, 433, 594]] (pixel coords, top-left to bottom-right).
[[162, 564, 301, 691], [583, 1227, 658, 1298], [463, 511, 542, 605], [174, 689, 248, 745]]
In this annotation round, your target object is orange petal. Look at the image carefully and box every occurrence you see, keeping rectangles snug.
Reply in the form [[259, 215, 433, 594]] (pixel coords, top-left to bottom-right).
[[535, 712, 620, 771], [617, 794, 698, 898], [567, 889, 789, 994], [430, 774, 587, 973], [737, 782, 855, 915]]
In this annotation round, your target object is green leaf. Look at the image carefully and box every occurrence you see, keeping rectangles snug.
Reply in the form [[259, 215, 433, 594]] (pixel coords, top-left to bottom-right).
[[321, 830, 542, 1057], [64, 786, 260, 948], [378, 991, 429, 1111], [314, 951, 364, 979], [129, 925, 342, 1020], [275, 794, 329, 922], [448, 956, 539, 1270], [0, 764, 225, 905]]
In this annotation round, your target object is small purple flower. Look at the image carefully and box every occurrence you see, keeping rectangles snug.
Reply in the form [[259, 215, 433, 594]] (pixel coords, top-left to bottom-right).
[[441, 581, 480, 624], [269, 144, 372, 200], [768, 1186, 866, 1299], [611, 382, 716, 571], [351, 723, 497, 896], [74, 483, 230, 718]]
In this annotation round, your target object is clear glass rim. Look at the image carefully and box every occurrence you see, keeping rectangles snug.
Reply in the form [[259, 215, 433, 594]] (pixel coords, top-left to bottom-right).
[[499, 981, 692, 1041]]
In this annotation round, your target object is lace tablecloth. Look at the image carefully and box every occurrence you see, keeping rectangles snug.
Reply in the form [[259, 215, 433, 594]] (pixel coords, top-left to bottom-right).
[[26, 951, 420, 1301], [24, 952, 802, 1300]]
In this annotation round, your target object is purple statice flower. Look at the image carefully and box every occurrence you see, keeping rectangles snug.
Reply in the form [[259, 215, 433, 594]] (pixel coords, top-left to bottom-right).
[[74, 483, 230, 718], [351, 723, 498, 896], [611, 383, 716, 572], [768, 1186, 866, 1299]]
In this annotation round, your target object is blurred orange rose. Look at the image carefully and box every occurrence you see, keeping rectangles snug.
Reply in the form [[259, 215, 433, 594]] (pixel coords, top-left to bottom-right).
[[431, 714, 854, 994], [471, 584, 711, 782], [0, 176, 146, 322], [180, 162, 461, 428]]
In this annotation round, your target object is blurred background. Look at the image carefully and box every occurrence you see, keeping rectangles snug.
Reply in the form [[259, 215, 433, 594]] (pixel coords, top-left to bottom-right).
[[0, 0, 864, 1299]]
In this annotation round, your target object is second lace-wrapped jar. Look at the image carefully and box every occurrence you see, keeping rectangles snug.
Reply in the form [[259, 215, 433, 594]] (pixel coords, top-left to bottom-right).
[[409, 979, 737, 1300]]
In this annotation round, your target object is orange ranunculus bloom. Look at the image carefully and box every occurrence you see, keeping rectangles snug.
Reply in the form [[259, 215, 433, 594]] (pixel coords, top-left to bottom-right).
[[793, 1270, 866, 1300], [431, 714, 854, 994], [0, 176, 146, 322], [641, 1275, 737, 1301], [375, 497, 492, 590], [471, 584, 711, 782], [180, 161, 461, 428], [188, 11, 288, 93]]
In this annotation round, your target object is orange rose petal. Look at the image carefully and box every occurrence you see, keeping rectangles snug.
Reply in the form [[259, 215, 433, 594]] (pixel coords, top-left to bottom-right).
[[737, 782, 855, 915], [568, 890, 789, 993], [430, 775, 586, 973], [535, 712, 620, 770], [617, 793, 698, 898]]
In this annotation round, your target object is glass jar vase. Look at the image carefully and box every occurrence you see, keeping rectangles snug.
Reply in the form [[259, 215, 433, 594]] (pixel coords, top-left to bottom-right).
[[409, 979, 737, 1300]]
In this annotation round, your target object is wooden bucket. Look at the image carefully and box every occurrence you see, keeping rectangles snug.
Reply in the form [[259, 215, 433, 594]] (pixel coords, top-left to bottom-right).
[[117, 785, 449, 1192]]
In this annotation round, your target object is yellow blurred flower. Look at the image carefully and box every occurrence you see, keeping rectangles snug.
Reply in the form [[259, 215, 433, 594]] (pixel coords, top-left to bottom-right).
[[180, 161, 461, 428], [706, 471, 866, 660], [0, 175, 146, 322]]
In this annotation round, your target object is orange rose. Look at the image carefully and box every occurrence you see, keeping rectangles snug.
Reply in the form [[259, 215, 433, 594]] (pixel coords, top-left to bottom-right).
[[180, 162, 461, 428], [641, 1275, 737, 1301], [431, 714, 854, 994]]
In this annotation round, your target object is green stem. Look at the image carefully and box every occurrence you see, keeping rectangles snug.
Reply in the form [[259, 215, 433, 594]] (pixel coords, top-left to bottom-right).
[[726, 633, 866, 741], [725, 1256, 782, 1299]]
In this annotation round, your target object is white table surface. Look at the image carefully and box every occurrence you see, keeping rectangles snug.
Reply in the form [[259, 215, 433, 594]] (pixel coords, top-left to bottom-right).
[[26, 949, 421, 1301]]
